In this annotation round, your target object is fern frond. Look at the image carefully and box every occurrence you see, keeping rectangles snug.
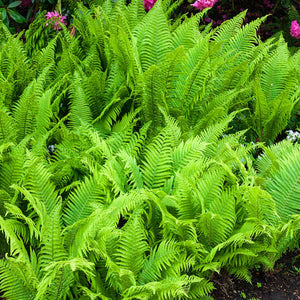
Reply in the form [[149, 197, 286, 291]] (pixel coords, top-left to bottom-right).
[[63, 174, 104, 226], [23, 157, 60, 215], [13, 80, 39, 142], [0, 215, 28, 259], [141, 128, 172, 189], [212, 10, 247, 46], [265, 150, 300, 222], [0, 145, 24, 196], [171, 13, 203, 50], [136, 1, 172, 71], [172, 137, 207, 171], [0, 259, 37, 300], [115, 214, 149, 277], [69, 71, 93, 129], [39, 202, 67, 271], [260, 44, 291, 101], [139, 240, 180, 284], [0, 107, 15, 142]]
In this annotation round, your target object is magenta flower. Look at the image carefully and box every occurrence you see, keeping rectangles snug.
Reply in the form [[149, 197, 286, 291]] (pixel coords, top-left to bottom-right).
[[143, 0, 157, 11], [290, 20, 300, 39], [46, 11, 67, 31], [191, 0, 217, 11]]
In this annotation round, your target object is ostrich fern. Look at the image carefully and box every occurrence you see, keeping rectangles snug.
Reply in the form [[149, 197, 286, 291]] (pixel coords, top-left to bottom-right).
[[0, 1, 299, 299]]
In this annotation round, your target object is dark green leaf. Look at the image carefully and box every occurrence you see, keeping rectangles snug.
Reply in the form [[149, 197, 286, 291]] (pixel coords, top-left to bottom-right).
[[8, 9, 27, 23], [7, 1, 21, 8], [0, 8, 7, 21], [281, 0, 291, 8], [0, 0, 4, 6]]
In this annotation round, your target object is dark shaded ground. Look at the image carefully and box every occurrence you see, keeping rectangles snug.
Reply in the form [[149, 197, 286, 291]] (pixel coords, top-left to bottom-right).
[[212, 248, 300, 300]]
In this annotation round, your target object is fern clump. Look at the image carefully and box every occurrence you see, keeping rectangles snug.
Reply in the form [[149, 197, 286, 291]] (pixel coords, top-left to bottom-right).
[[0, 1, 299, 299]]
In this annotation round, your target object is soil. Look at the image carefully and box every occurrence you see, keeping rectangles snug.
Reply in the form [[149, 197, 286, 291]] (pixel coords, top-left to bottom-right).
[[212, 248, 300, 300]]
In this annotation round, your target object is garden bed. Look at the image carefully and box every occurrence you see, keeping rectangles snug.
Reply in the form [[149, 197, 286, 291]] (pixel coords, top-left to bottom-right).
[[213, 249, 300, 300]]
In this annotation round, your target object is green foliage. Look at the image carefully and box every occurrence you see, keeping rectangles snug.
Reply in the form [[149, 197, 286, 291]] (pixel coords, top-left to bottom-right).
[[0, 1, 299, 299]]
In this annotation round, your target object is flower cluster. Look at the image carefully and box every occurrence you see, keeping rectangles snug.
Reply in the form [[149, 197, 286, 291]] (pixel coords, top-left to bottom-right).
[[191, 0, 217, 11], [46, 11, 67, 31], [143, 0, 157, 11], [286, 130, 300, 141], [290, 20, 300, 39]]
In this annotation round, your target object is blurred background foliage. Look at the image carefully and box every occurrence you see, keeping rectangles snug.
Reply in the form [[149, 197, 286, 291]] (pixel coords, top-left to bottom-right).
[[0, 0, 299, 48]]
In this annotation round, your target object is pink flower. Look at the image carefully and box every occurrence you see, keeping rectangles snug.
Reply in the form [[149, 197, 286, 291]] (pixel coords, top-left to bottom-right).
[[46, 11, 67, 31], [191, 0, 217, 11], [143, 0, 157, 11], [290, 20, 300, 39]]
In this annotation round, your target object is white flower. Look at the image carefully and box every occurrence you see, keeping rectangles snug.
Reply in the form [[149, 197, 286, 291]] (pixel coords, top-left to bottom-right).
[[286, 130, 300, 141]]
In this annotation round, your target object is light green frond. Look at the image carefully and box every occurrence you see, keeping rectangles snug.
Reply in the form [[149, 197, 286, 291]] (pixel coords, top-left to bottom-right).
[[256, 141, 297, 180], [116, 215, 149, 277], [34, 36, 57, 73], [208, 189, 236, 237], [224, 16, 268, 59], [196, 111, 239, 148], [174, 174, 200, 219], [177, 35, 211, 112], [121, 121, 151, 157], [139, 240, 180, 284], [159, 46, 187, 107], [5, 203, 39, 240], [262, 89, 295, 142], [0, 145, 24, 196], [196, 169, 225, 211], [103, 156, 129, 194], [63, 175, 104, 226], [198, 211, 230, 248], [136, 1, 172, 71], [83, 70, 107, 119], [23, 157, 59, 215], [141, 128, 172, 189], [0, 108, 15, 142], [13, 80, 39, 142], [35, 262, 74, 300], [0, 259, 37, 300], [260, 44, 291, 101], [118, 151, 144, 189], [172, 137, 207, 171], [140, 65, 166, 131], [125, 0, 146, 30], [171, 13, 203, 50], [35, 89, 53, 139], [125, 275, 214, 299], [69, 71, 93, 129], [0, 215, 28, 259], [39, 202, 67, 272], [265, 150, 300, 222], [243, 187, 278, 225], [212, 10, 247, 47]]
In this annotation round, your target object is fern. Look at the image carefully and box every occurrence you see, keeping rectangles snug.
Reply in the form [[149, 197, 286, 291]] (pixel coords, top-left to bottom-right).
[[265, 150, 300, 222], [141, 127, 172, 189], [135, 1, 172, 71]]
